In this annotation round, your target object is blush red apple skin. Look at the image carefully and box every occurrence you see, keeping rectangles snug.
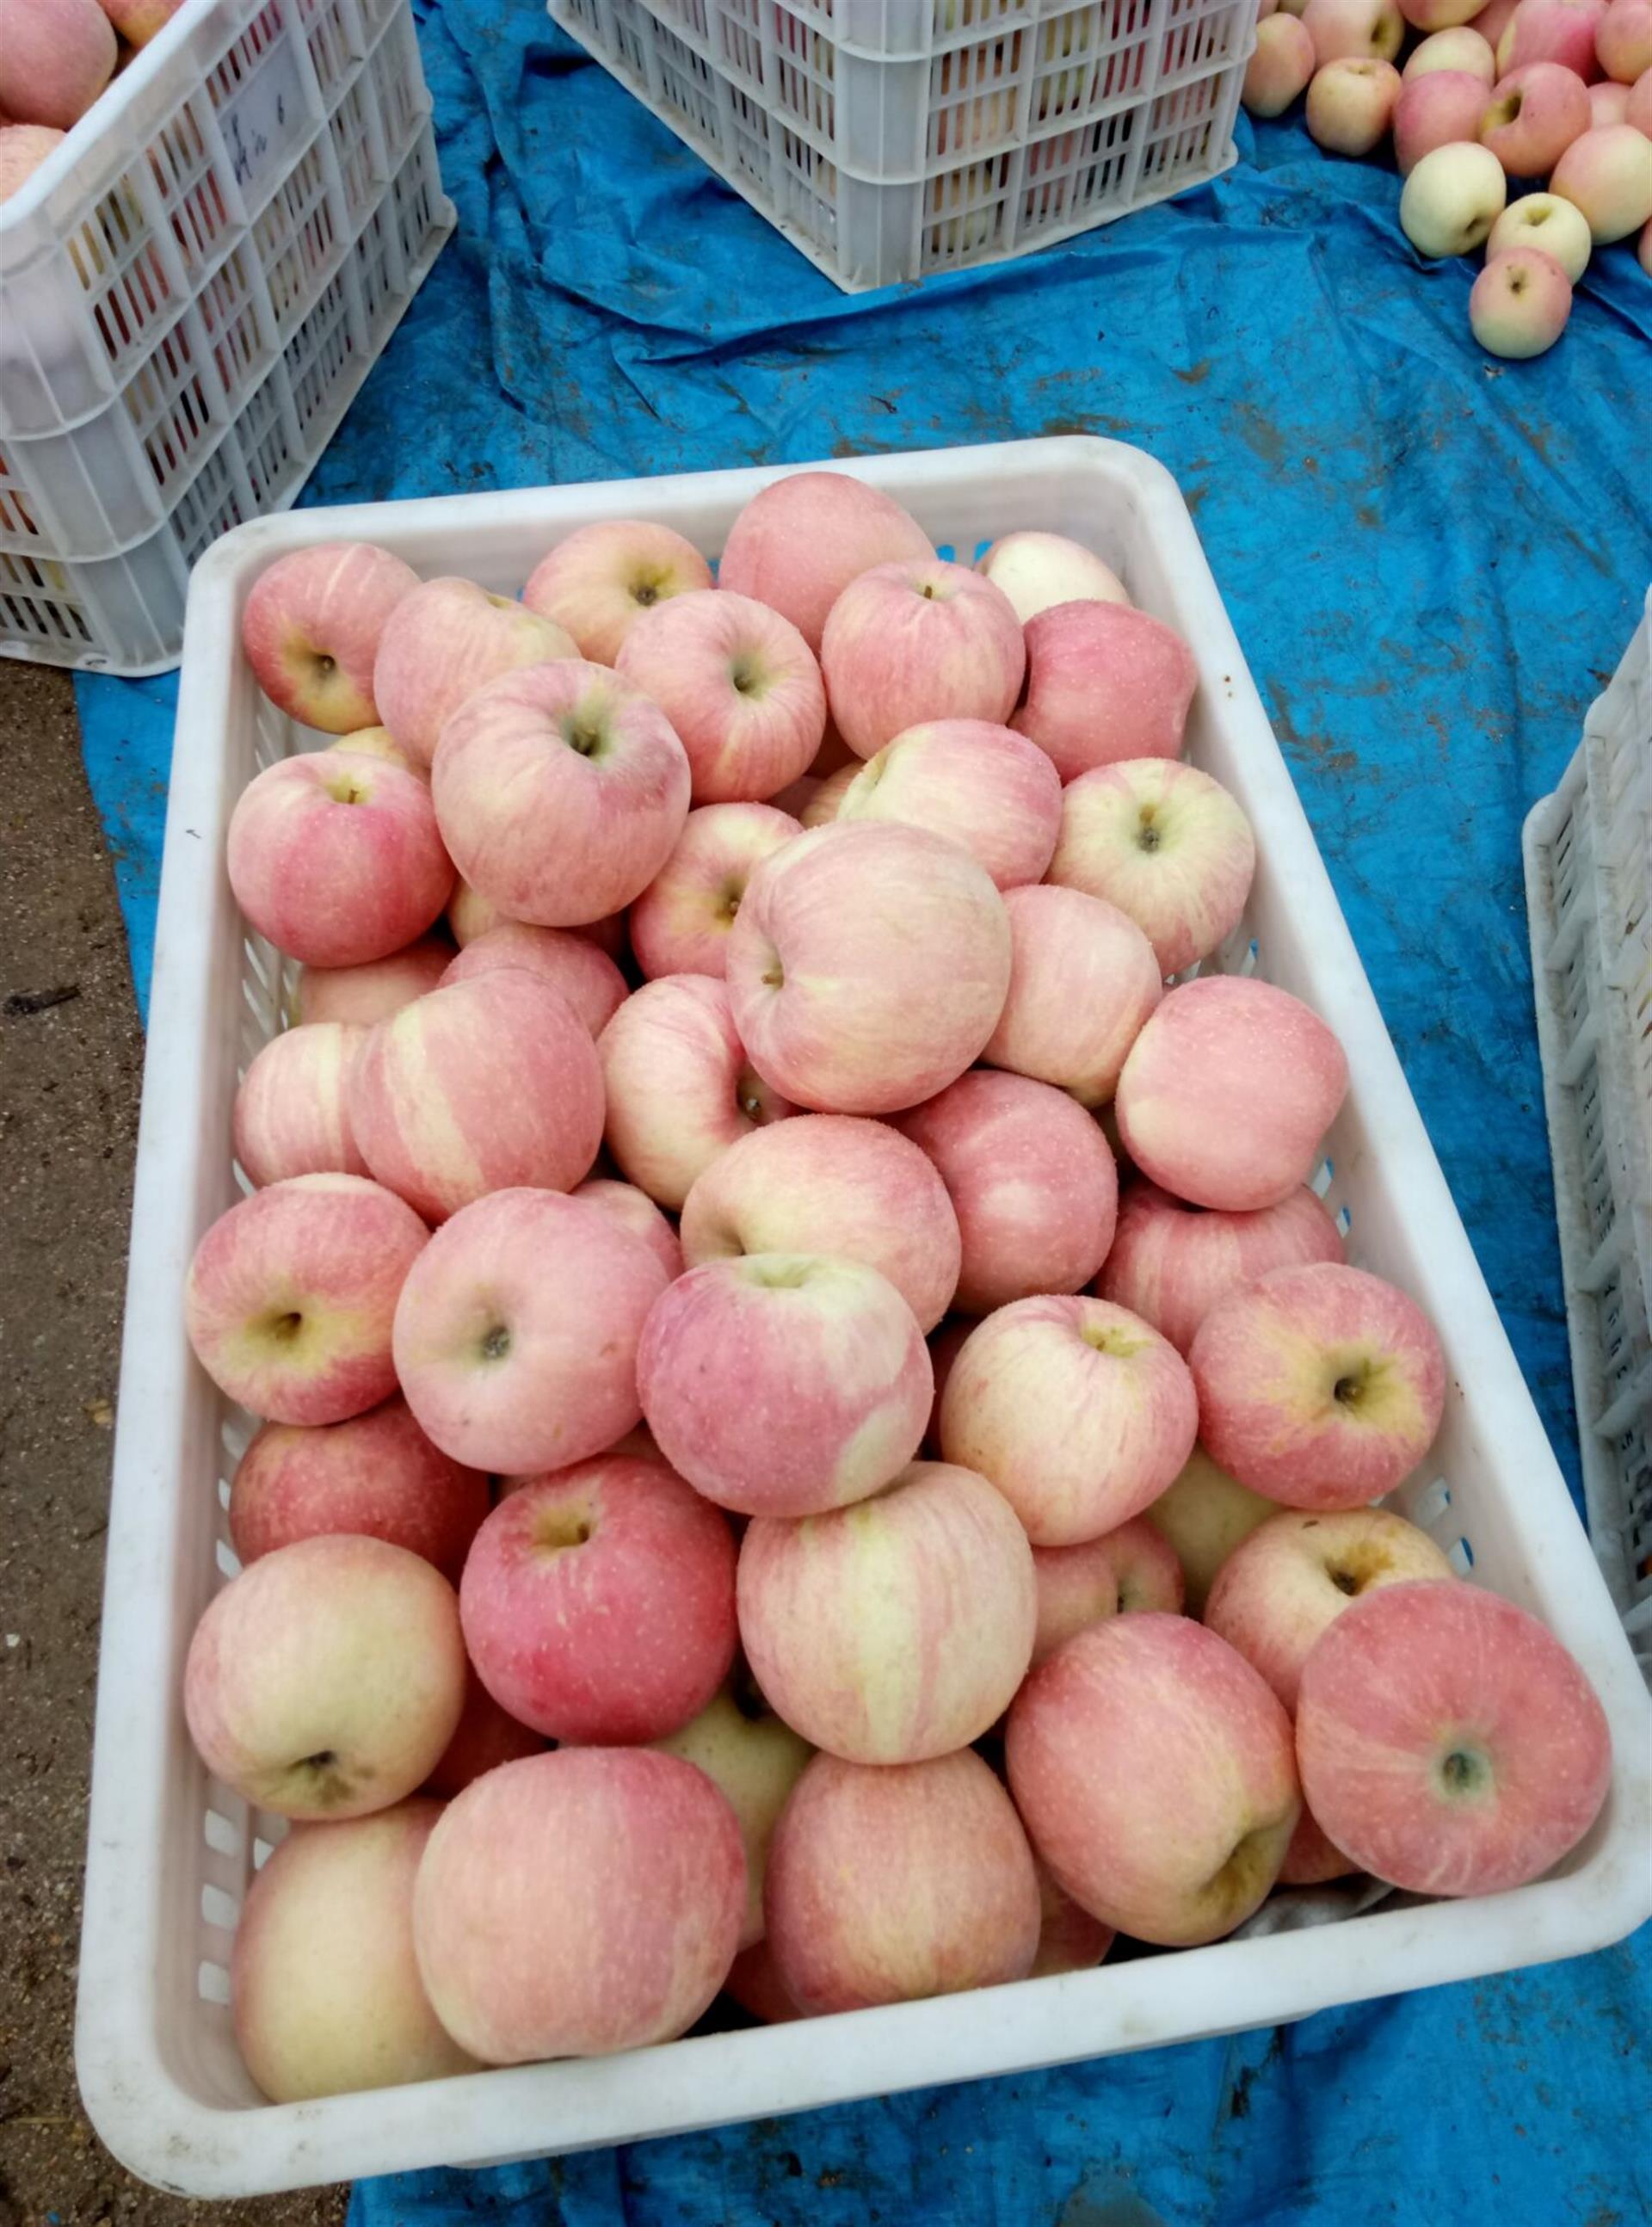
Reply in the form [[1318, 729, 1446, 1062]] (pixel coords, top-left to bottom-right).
[[573, 1178, 686, 1281], [231, 1800, 477, 2101], [521, 519, 713, 662], [1031, 1514, 1187, 1665], [1295, 1581, 1612, 1895], [764, 1749, 1040, 2014], [1189, 1262, 1448, 1508], [725, 821, 1013, 1117], [940, 1295, 1199, 1546], [982, 884, 1163, 1109], [372, 577, 577, 769], [185, 1173, 428, 1427], [834, 719, 1063, 892], [439, 921, 627, 1037], [432, 660, 691, 927], [411, 1749, 745, 2062], [819, 558, 1026, 760], [615, 591, 825, 804], [1204, 1507, 1455, 1711], [599, 973, 798, 1212], [715, 472, 934, 653], [228, 1397, 490, 1579], [422, 1669, 546, 1798], [183, 1535, 466, 1820], [630, 804, 803, 979], [737, 1459, 1036, 1763], [233, 1022, 367, 1186], [459, 1458, 737, 1743], [240, 542, 419, 732], [681, 1112, 960, 1331], [296, 936, 451, 1027], [1115, 975, 1350, 1212], [391, 1188, 669, 1476], [1096, 1179, 1345, 1354], [227, 750, 453, 969], [348, 972, 604, 1223], [1007, 1613, 1301, 1946], [894, 1070, 1118, 1316], [1012, 601, 1198, 780], [638, 1254, 933, 1519]]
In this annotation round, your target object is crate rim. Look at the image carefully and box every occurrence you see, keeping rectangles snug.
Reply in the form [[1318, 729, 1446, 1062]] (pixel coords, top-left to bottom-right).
[[77, 435, 1652, 2198]]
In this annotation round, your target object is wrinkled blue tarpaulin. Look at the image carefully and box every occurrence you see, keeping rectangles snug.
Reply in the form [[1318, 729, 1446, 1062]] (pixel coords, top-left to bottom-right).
[[70, 3, 1649, 2218]]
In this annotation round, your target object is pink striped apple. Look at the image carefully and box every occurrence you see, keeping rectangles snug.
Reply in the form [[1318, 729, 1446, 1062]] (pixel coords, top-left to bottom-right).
[[372, 577, 577, 769], [233, 1022, 367, 1186], [239, 542, 419, 732], [715, 471, 933, 652], [834, 719, 1063, 891], [629, 803, 803, 978], [615, 590, 825, 802], [1012, 601, 1198, 780], [438, 919, 627, 1037], [573, 1178, 685, 1281], [653, 1680, 814, 1948], [1031, 1515, 1187, 1666], [296, 935, 451, 1026], [1096, 1178, 1345, 1354], [521, 519, 712, 663], [820, 558, 1025, 759], [974, 530, 1130, 622], [1047, 757, 1255, 977], [982, 884, 1163, 1108]]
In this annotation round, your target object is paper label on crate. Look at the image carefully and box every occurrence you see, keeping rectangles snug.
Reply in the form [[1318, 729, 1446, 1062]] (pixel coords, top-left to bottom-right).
[[218, 41, 308, 201]]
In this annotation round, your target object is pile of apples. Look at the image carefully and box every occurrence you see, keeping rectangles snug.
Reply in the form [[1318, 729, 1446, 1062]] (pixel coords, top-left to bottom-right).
[[0, 0, 189, 205], [1243, 0, 1652, 358], [179, 471, 1612, 2106]]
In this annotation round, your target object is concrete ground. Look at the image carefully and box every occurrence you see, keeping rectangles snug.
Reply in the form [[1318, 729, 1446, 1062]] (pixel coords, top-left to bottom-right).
[[0, 663, 347, 2226]]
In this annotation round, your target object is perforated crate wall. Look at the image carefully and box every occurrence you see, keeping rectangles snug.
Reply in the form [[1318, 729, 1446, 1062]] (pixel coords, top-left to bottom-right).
[[0, 0, 452, 673], [550, 0, 1250, 288]]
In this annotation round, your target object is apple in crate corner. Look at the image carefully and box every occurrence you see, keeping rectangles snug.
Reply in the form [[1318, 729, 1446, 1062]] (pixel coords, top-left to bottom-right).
[[599, 974, 798, 1211], [96, 0, 192, 45], [392, 1188, 669, 1474], [639, 1254, 933, 1518], [228, 750, 454, 968], [1115, 975, 1349, 1212], [413, 1750, 745, 2062], [521, 519, 712, 663], [654, 1678, 813, 1949], [1007, 1615, 1300, 1946], [1190, 1262, 1448, 1507], [1550, 120, 1652, 234], [615, 591, 825, 804], [1479, 62, 1593, 173], [1394, 67, 1495, 168], [1013, 602, 1198, 780], [1303, 0, 1407, 57], [459, 1457, 737, 1743], [1399, 140, 1508, 253], [574, 1177, 685, 1280], [183, 1535, 466, 1819], [679, 1112, 962, 1333], [973, 530, 1131, 623], [629, 804, 803, 979], [231, 1800, 477, 2102], [233, 1021, 367, 1186], [1307, 58, 1403, 154], [432, 660, 691, 926], [0, 124, 65, 200], [297, 935, 451, 1026], [0, 0, 114, 131], [1205, 1508, 1455, 1710], [228, 1397, 489, 1578], [1143, 1447, 1279, 1615], [983, 885, 1164, 1108], [1243, 15, 1320, 111], [1047, 757, 1255, 978], [1097, 1179, 1345, 1354], [764, 1750, 1040, 2014], [1403, 25, 1499, 76], [737, 1459, 1036, 1762], [1031, 1516, 1187, 1666], [1487, 189, 1595, 276], [833, 719, 1063, 892], [185, 1173, 428, 1428], [894, 1070, 1118, 1315], [239, 542, 420, 732], [725, 821, 1013, 1116], [1470, 247, 1575, 355], [820, 558, 1025, 759], [713, 470, 934, 652], [940, 1296, 1199, 1546], [1296, 1581, 1612, 1895], [439, 920, 627, 1036], [372, 577, 578, 771]]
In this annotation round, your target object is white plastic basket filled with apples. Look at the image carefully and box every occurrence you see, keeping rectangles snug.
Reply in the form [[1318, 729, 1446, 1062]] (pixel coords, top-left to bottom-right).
[[163, 465, 1634, 2114], [1242, 0, 1652, 359]]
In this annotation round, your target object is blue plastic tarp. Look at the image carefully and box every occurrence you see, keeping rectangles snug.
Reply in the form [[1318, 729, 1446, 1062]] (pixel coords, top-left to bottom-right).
[[67, 3, 1650, 2218]]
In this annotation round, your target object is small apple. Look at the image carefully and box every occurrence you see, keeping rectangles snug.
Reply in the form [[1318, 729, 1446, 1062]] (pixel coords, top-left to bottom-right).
[[1307, 57, 1403, 152], [0, 122, 65, 199], [521, 519, 712, 663], [615, 590, 825, 803], [1599, 0, 1652, 79], [422, 1669, 546, 1797], [1400, 0, 1493, 28], [629, 803, 803, 979], [714, 471, 934, 652], [295, 936, 451, 1027], [974, 530, 1130, 623], [1469, 245, 1575, 355], [819, 558, 1025, 759], [1589, 73, 1633, 111], [1486, 188, 1594, 274], [240, 542, 419, 733], [1296, 1581, 1612, 1896], [1189, 1262, 1448, 1508], [1143, 1447, 1281, 1614], [1048, 756, 1255, 976], [1399, 139, 1508, 253]]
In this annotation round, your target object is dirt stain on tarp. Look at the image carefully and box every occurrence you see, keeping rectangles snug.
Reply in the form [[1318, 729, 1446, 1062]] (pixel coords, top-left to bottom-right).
[[1227, 401, 1287, 472]]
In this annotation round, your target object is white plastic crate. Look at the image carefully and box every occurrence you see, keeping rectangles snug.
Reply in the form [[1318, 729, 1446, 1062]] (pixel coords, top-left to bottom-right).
[[548, 0, 1251, 291], [0, 0, 453, 676], [1524, 587, 1652, 1684], [76, 439, 1652, 2197]]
